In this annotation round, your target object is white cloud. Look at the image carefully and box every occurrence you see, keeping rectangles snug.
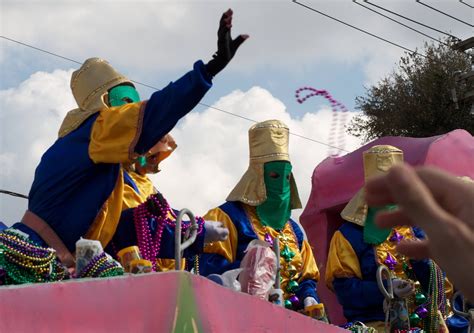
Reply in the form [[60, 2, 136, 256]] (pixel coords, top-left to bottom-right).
[[0, 153, 16, 177], [0, 69, 362, 227], [0, 69, 76, 225], [150, 86, 363, 221]]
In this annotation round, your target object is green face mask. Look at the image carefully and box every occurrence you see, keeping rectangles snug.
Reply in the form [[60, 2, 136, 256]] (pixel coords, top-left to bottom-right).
[[108, 85, 140, 107], [363, 205, 397, 245], [256, 161, 292, 230]]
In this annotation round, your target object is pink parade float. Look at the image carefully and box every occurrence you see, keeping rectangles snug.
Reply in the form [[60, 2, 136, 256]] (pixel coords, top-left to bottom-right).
[[1, 130, 472, 332], [294, 87, 473, 331], [0, 271, 347, 333], [300, 128, 474, 325], [1, 79, 472, 332]]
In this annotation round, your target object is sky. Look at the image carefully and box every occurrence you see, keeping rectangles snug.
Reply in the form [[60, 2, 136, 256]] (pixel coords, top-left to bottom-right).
[[0, 0, 471, 225]]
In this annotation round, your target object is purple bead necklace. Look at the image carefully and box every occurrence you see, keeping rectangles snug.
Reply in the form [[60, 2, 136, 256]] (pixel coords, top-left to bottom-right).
[[134, 194, 204, 271]]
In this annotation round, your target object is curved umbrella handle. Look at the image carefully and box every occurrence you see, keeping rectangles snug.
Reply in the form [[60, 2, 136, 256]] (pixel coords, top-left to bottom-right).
[[174, 208, 198, 270], [377, 265, 394, 300]]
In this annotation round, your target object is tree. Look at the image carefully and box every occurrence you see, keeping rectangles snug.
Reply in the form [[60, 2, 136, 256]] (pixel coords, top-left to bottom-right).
[[348, 39, 473, 141]]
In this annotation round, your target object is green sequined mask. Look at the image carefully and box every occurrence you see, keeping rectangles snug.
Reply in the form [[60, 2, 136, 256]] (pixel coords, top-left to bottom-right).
[[256, 161, 292, 230], [363, 205, 397, 245], [108, 85, 140, 107]]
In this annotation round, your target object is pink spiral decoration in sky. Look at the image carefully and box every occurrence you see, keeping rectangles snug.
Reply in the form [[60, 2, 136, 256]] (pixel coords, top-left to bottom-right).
[[295, 86, 348, 158]]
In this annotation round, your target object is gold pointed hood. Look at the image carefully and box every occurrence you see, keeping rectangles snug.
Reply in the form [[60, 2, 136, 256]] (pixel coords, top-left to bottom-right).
[[226, 119, 302, 209], [58, 58, 133, 137], [341, 145, 404, 226]]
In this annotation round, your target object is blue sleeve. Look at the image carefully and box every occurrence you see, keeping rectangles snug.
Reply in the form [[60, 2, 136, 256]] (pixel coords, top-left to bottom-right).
[[135, 60, 212, 154], [410, 258, 432, 293], [333, 277, 385, 309], [409, 227, 431, 292], [157, 221, 206, 259], [198, 253, 241, 276], [296, 279, 319, 302], [183, 224, 206, 259], [412, 226, 426, 239]]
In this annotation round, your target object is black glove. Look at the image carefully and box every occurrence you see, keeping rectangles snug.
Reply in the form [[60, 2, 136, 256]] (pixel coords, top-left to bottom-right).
[[205, 9, 249, 78], [146, 192, 166, 215]]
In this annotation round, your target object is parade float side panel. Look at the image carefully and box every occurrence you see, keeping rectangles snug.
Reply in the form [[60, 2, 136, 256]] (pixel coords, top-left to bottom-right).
[[0, 271, 347, 333]]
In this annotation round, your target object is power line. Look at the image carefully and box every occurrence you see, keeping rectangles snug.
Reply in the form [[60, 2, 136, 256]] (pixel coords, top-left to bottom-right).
[[198, 102, 258, 124], [292, 0, 426, 57], [416, 0, 473, 27], [0, 35, 82, 65], [0, 36, 191, 92], [0, 190, 28, 199], [364, 0, 461, 41], [353, 0, 451, 46], [459, 0, 474, 9], [0, 35, 349, 152], [198, 101, 351, 150]]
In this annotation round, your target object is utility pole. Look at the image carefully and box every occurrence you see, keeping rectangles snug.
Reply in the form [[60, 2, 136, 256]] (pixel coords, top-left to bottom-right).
[[452, 37, 474, 114]]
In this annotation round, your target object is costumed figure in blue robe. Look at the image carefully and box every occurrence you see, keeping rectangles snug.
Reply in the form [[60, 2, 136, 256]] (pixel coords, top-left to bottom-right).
[[325, 145, 465, 333], [0, 9, 247, 284], [109, 134, 228, 272], [199, 120, 321, 313]]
